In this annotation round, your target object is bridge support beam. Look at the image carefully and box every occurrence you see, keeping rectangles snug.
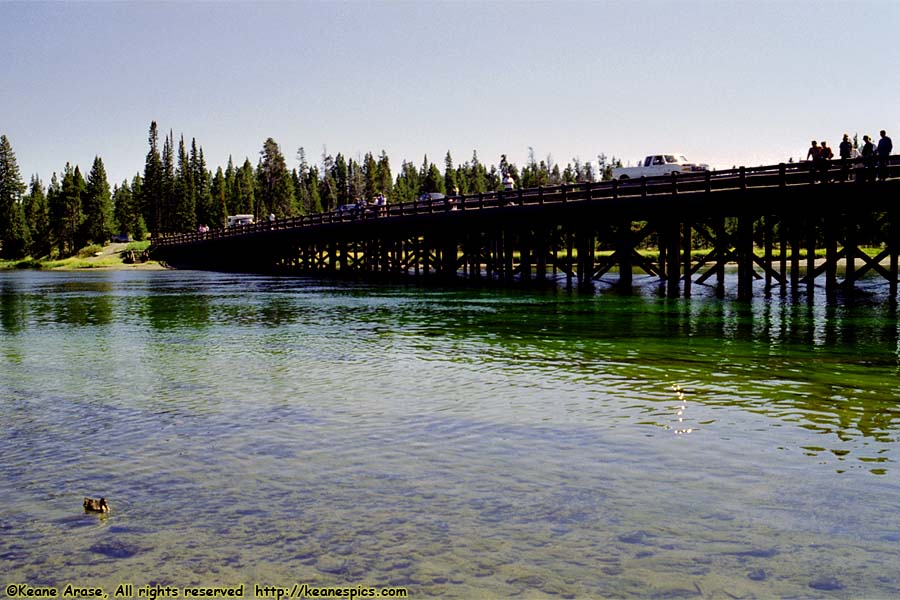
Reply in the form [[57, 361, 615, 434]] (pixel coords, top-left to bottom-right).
[[891, 210, 899, 298], [807, 216, 817, 302], [737, 214, 754, 301], [536, 229, 547, 282], [790, 217, 801, 294], [825, 216, 838, 300], [617, 218, 632, 291], [845, 222, 857, 290], [666, 221, 680, 298], [682, 221, 692, 298]]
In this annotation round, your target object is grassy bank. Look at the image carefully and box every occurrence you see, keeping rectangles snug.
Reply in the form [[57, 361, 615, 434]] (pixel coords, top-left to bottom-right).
[[0, 241, 163, 271]]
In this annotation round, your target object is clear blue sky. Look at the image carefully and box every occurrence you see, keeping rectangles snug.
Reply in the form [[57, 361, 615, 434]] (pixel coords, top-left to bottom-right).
[[2, 0, 898, 187]]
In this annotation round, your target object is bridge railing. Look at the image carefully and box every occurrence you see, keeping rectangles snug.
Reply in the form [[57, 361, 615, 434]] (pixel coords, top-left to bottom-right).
[[152, 156, 899, 248]]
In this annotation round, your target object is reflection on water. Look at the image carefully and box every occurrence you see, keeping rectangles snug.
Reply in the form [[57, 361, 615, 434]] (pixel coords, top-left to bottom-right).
[[1, 269, 899, 598]]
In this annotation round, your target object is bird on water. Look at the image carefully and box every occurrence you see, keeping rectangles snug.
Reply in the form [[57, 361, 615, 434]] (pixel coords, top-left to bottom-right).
[[83, 497, 109, 513]]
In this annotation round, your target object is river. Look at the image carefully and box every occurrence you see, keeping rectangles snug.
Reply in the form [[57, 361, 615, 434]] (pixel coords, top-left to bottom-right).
[[1, 269, 899, 598]]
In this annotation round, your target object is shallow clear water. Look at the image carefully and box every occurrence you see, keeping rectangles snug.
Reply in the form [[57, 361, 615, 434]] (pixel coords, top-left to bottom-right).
[[1, 270, 899, 598]]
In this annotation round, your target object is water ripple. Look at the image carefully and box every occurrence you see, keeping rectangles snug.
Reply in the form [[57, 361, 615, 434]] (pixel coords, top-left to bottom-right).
[[2, 270, 900, 597]]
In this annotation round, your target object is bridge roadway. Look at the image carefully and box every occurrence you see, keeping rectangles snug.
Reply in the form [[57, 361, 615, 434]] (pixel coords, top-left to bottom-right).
[[152, 157, 900, 299]]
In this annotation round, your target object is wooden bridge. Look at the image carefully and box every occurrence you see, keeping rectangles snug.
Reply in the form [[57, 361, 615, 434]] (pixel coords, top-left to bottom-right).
[[152, 158, 900, 299]]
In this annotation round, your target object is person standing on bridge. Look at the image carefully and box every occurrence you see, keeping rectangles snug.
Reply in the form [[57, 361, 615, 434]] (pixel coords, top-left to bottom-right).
[[839, 134, 853, 182], [839, 134, 853, 160], [501, 172, 515, 206], [806, 140, 820, 162], [819, 141, 834, 182], [806, 140, 821, 182], [860, 135, 876, 182], [877, 130, 893, 181]]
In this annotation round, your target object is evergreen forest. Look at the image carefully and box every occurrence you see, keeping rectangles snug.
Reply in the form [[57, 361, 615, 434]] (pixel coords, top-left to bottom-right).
[[0, 122, 623, 260]]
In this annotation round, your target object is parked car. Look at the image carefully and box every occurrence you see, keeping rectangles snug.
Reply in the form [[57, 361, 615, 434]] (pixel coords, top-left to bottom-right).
[[417, 192, 457, 210], [336, 202, 380, 218], [418, 192, 446, 202]]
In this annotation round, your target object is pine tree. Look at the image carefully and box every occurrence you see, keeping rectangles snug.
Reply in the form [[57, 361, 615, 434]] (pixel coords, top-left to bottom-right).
[[224, 156, 238, 216], [454, 162, 469, 195], [468, 151, 488, 193], [112, 175, 146, 240], [70, 165, 87, 251], [83, 156, 114, 244], [257, 137, 295, 218], [47, 173, 64, 256], [192, 141, 212, 229], [3, 203, 28, 259], [392, 160, 420, 204], [423, 161, 445, 194], [24, 175, 50, 257], [580, 161, 595, 183], [130, 174, 147, 240], [209, 167, 227, 228], [519, 147, 538, 188], [537, 160, 551, 186], [487, 165, 500, 191], [113, 180, 132, 236], [295, 148, 312, 214], [363, 152, 378, 200], [550, 164, 562, 185], [237, 159, 256, 217], [53, 163, 85, 255], [444, 151, 458, 195], [376, 151, 392, 200], [418, 155, 431, 194], [0, 135, 28, 258], [174, 135, 196, 232], [320, 152, 338, 211], [142, 122, 163, 238], [506, 162, 520, 187], [291, 169, 309, 215], [334, 153, 349, 206], [161, 130, 177, 232], [499, 154, 511, 177], [306, 165, 323, 214], [320, 171, 338, 211], [348, 158, 365, 201]]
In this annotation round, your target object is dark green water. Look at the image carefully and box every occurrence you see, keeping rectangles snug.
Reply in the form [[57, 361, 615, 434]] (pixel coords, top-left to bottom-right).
[[1, 270, 899, 598]]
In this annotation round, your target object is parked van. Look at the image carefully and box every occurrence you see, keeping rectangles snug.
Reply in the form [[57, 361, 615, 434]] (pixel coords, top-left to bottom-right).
[[226, 214, 254, 227]]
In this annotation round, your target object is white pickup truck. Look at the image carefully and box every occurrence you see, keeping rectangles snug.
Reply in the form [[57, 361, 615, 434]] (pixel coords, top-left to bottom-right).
[[612, 154, 709, 180]]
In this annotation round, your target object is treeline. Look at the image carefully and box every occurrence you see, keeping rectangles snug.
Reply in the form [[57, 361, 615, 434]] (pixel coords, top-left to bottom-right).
[[137, 121, 622, 238], [0, 121, 622, 259], [0, 135, 119, 259]]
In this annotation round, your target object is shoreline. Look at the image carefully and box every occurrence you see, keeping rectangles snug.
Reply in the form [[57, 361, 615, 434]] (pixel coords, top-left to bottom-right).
[[0, 242, 167, 272]]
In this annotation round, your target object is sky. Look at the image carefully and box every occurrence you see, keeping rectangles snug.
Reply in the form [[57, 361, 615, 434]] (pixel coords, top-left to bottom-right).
[[2, 0, 899, 188]]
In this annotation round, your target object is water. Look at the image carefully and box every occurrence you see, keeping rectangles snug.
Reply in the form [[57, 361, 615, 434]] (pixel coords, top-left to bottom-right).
[[1, 269, 899, 598]]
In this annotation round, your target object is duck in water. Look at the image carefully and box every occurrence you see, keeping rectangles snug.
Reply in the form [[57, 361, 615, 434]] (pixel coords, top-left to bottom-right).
[[83, 497, 109, 513]]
